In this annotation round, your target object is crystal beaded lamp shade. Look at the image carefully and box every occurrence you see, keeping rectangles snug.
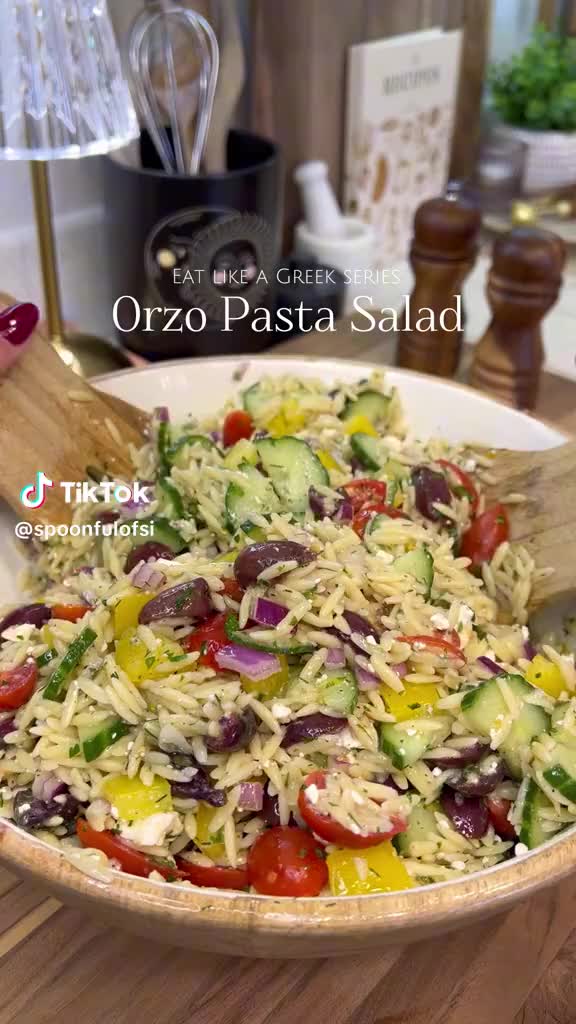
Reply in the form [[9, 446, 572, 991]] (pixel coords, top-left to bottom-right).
[[0, 0, 139, 160]]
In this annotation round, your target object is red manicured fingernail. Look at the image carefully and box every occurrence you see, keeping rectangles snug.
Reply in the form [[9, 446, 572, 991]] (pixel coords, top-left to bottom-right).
[[0, 303, 39, 345]]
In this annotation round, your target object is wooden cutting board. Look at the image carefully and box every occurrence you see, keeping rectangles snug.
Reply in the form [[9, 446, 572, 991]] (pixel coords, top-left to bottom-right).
[[1, 323, 575, 1023]]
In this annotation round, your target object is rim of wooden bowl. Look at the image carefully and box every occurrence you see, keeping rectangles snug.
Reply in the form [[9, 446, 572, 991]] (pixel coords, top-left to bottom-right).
[[0, 357, 570, 948]]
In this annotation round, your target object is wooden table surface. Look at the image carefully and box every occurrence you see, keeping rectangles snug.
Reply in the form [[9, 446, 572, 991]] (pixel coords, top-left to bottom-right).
[[2, 325, 576, 1024]]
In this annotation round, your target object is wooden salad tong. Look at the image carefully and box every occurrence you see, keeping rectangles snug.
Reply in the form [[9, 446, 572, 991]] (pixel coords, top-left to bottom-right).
[[0, 294, 148, 526]]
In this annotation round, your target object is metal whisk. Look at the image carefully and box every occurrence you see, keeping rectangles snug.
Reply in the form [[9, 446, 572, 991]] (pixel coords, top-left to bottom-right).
[[128, 4, 219, 175]]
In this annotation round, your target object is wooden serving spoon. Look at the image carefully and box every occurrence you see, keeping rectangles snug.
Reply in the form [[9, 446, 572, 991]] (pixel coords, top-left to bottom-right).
[[0, 296, 148, 527], [485, 441, 575, 612]]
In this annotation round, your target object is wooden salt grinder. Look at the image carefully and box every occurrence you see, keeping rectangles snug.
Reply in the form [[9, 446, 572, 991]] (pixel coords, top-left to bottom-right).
[[468, 227, 566, 410], [397, 195, 481, 377]]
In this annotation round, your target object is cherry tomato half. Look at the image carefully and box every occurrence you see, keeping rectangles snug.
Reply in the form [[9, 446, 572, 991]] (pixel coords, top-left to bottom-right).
[[485, 796, 517, 840], [343, 478, 388, 512], [352, 502, 405, 538], [182, 612, 229, 670], [0, 659, 37, 709], [176, 857, 249, 890], [220, 578, 245, 603], [76, 819, 184, 881], [437, 459, 479, 517], [397, 634, 465, 662], [460, 504, 509, 568], [51, 604, 90, 623], [247, 825, 328, 896], [222, 410, 254, 447], [298, 771, 406, 849]]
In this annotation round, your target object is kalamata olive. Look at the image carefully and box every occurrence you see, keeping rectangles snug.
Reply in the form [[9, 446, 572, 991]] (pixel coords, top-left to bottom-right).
[[12, 787, 79, 830], [0, 716, 15, 748], [261, 782, 281, 827], [0, 604, 51, 636], [234, 541, 314, 588], [333, 610, 379, 653], [308, 487, 353, 523], [447, 754, 506, 798], [170, 764, 226, 806], [281, 712, 347, 748], [440, 788, 489, 839], [205, 709, 257, 753], [424, 738, 489, 769], [411, 466, 452, 521], [124, 542, 174, 574], [139, 579, 213, 624]]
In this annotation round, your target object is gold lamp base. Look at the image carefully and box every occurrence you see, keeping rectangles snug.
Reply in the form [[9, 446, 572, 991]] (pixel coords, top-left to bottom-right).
[[31, 160, 131, 379]]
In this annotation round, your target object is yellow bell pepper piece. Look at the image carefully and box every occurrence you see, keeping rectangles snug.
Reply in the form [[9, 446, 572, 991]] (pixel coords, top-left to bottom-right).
[[327, 841, 415, 896], [267, 398, 307, 437], [525, 654, 566, 699], [115, 628, 150, 684], [113, 591, 153, 639], [241, 654, 289, 697], [344, 414, 378, 438], [223, 439, 258, 469], [195, 803, 225, 861], [102, 774, 173, 822], [215, 549, 238, 563], [383, 682, 439, 722], [317, 449, 341, 473]]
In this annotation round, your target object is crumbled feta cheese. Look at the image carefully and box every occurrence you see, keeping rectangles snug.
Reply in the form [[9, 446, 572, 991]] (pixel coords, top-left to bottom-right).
[[366, 635, 377, 645], [521, 626, 530, 640], [458, 604, 474, 627], [1, 623, 36, 642], [463, 459, 476, 473], [376, 550, 394, 564], [120, 812, 180, 848], [305, 784, 319, 805], [271, 702, 292, 721], [329, 727, 362, 749], [354, 856, 369, 880], [431, 767, 443, 777], [430, 612, 450, 631], [452, 860, 466, 870], [350, 791, 364, 805], [514, 842, 529, 857]]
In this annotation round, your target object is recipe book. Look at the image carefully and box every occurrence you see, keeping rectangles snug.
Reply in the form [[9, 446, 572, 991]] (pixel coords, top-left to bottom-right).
[[344, 28, 462, 270]]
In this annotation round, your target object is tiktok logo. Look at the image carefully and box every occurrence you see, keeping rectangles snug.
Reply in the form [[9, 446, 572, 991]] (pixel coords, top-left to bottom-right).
[[20, 471, 54, 509]]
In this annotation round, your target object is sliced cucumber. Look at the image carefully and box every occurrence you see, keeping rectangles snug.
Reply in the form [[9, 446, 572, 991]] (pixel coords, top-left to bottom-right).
[[129, 517, 187, 554], [255, 437, 328, 518], [243, 382, 274, 419], [318, 669, 358, 714], [393, 546, 434, 598], [225, 614, 314, 656], [550, 702, 576, 749], [43, 627, 97, 702], [461, 675, 550, 779], [382, 459, 408, 507], [379, 718, 451, 770], [223, 439, 258, 470], [342, 389, 392, 425], [543, 747, 576, 802], [157, 477, 185, 519], [350, 433, 381, 471], [519, 779, 559, 849], [225, 463, 280, 534], [76, 716, 131, 763], [395, 802, 440, 856], [168, 434, 217, 469]]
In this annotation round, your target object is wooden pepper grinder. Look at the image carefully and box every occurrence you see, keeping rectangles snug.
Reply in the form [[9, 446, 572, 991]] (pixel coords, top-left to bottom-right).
[[397, 195, 481, 376], [468, 227, 566, 410]]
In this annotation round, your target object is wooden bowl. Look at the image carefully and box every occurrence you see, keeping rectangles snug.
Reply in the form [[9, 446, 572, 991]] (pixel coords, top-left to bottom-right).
[[0, 356, 570, 956]]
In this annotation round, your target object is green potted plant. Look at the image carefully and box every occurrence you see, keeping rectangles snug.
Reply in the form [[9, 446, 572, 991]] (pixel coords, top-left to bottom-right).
[[488, 25, 576, 193]]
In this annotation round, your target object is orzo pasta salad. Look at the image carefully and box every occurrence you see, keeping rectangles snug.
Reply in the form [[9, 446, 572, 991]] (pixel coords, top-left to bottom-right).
[[0, 372, 574, 897]]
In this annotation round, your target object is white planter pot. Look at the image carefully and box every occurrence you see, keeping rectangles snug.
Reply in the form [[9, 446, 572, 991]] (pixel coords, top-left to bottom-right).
[[497, 123, 576, 194]]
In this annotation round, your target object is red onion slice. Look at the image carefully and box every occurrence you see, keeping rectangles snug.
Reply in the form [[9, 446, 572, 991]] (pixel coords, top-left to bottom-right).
[[238, 782, 264, 811], [355, 664, 381, 690], [477, 655, 504, 675], [251, 597, 288, 628], [214, 643, 281, 681], [325, 647, 346, 669], [131, 562, 167, 591]]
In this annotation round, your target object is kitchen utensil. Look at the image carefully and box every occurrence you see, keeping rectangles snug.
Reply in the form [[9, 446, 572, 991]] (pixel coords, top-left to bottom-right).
[[0, 294, 147, 527], [0, 355, 570, 954], [128, 3, 219, 175], [203, 0, 246, 173]]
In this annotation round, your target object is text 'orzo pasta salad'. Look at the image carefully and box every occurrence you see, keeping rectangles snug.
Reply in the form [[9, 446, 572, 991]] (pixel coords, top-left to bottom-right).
[[1, 372, 574, 897]]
